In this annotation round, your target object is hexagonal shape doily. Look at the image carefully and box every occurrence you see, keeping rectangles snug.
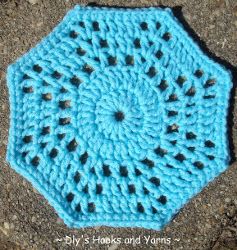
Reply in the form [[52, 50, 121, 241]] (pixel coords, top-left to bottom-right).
[[6, 6, 232, 230]]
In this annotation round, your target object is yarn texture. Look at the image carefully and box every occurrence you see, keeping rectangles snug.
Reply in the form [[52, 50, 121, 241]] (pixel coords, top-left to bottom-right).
[[6, 6, 232, 230]]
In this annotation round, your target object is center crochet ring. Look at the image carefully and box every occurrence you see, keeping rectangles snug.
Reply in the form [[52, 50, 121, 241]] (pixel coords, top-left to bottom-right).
[[6, 6, 232, 230]]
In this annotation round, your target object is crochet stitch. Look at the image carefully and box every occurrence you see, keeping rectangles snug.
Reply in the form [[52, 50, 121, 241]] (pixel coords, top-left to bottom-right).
[[6, 6, 232, 230]]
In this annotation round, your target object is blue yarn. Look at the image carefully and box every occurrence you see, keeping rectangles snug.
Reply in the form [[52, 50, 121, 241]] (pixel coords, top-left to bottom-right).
[[6, 5, 232, 230]]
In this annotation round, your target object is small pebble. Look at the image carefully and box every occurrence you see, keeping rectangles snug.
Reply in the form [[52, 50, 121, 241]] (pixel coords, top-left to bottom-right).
[[2, 139, 7, 146], [225, 198, 231, 203], [0, 226, 9, 236], [12, 215, 17, 220], [108, 243, 119, 250], [31, 216, 37, 223], [27, 0, 39, 4], [1, 104, 6, 111], [209, 24, 215, 29], [0, 145, 5, 157], [36, 21, 43, 27], [6, 183, 11, 191], [4, 222, 10, 230], [0, 70, 5, 81]]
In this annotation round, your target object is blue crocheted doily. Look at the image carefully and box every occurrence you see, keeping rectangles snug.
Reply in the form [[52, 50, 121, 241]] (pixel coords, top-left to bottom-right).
[[7, 6, 232, 230]]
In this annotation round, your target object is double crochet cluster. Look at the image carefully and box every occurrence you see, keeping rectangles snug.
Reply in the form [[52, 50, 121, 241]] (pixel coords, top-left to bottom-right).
[[6, 6, 232, 229]]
